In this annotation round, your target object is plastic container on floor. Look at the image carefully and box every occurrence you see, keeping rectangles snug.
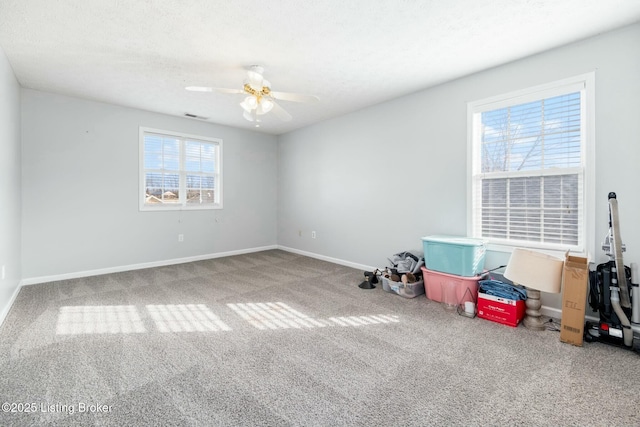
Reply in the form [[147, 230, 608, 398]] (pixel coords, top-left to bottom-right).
[[381, 276, 425, 299], [421, 235, 486, 277], [422, 267, 484, 305]]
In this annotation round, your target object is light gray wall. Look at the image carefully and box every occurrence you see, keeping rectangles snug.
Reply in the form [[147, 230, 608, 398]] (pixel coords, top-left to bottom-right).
[[21, 90, 278, 279], [0, 45, 22, 320], [278, 23, 640, 310]]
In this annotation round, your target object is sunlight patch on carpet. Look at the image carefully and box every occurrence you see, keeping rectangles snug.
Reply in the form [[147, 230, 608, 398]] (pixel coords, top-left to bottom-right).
[[146, 304, 231, 332], [327, 314, 400, 326], [227, 302, 400, 330], [56, 305, 146, 335], [227, 302, 327, 330]]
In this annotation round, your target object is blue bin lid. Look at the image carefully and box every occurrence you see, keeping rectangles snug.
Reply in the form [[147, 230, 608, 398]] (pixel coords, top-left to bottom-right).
[[421, 235, 486, 247]]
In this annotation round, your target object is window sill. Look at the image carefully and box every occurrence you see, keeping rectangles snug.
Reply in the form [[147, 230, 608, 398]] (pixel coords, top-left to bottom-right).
[[140, 204, 223, 212], [485, 240, 581, 259]]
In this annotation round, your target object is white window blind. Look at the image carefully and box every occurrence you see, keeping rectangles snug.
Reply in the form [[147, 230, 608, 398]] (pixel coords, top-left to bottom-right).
[[469, 76, 592, 252], [139, 128, 222, 211]]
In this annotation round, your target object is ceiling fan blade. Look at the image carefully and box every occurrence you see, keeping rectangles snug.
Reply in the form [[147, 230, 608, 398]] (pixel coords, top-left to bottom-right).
[[271, 101, 292, 122], [270, 91, 319, 103], [186, 86, 213, 92], [186, 86, 245, 94]]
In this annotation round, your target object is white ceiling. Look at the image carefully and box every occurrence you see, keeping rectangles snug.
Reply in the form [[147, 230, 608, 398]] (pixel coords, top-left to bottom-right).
[[2, 0, 640, 135]]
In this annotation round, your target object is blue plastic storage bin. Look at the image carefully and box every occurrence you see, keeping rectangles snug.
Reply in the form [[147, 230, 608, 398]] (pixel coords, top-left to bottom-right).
[[421, 235, 487, 277]]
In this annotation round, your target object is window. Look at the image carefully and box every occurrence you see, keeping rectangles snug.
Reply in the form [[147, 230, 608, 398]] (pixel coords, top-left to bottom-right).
[[468, 74, 594, 253], [139, 127, 222, 210]]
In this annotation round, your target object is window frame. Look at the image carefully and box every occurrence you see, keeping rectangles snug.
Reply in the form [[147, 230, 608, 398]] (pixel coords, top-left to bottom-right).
[[466, 73, 595, 256], [139, 127, 223, 211]]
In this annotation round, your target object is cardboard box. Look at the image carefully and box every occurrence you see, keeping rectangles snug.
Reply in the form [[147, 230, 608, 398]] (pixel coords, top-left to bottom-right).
[[560, 255, 589, 346], [477, 292, 526, 327]]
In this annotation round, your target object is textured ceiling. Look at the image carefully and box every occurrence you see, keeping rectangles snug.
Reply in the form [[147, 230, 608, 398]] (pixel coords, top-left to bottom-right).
[[1, 0, 640, 135]]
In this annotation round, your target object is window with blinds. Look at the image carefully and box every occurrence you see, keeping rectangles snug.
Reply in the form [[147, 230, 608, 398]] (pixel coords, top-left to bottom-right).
[[469, 75, 593, 252], [139, 128, 222, 211]]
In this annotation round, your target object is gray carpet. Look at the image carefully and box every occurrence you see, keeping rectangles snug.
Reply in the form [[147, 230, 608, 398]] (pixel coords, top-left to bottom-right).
[[0, 249, 638, 426]]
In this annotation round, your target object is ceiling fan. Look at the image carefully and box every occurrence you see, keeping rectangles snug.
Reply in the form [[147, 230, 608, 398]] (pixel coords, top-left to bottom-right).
[[186, 65, 319, 124]]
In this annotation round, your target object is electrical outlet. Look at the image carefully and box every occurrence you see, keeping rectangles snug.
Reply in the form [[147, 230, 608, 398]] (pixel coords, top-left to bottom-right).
[[298, 230, 302, 237], [311, 231, 316, 239], [178, 234, 184, 242]]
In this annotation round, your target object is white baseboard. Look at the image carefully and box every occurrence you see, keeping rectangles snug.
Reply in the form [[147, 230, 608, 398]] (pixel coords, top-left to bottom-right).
[[540, 305, 599, 322], [540, 305, 562, 320], [21, 245, 278, 286], [277, 245, 376, 272], [0, 282, 22, 328]]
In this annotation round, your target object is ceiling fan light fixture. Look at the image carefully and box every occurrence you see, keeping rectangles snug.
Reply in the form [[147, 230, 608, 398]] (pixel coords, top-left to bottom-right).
[[240, 96, 258, 112], [257, 99, 274, 115], [243, 110, 255, 122]]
